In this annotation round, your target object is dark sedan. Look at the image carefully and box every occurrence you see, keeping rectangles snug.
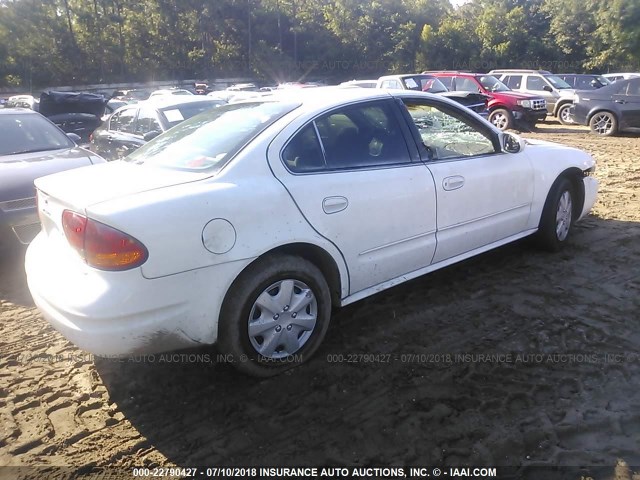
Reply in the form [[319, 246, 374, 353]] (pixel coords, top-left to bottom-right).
[[558, 74, 611, 90], [90, 96, 225, 160], [0, 109, 105, 247], [570, 77, 640, 136]]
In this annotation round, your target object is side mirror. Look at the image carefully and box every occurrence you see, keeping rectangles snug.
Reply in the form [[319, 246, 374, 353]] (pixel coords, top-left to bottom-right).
[[543, 85, 553, 93], [501, 132, 525, 154], [66, 133, 82, 144], [143, 130, 161, 141]]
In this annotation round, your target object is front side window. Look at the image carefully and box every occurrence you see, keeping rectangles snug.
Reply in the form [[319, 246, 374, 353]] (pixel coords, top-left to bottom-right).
[[478, 75, 510, 92], [109, 108, 137, 133], [402, 100, 495, 160], [455, 77, 480, 92], [135, 108, 162, 135], [545, 75, 572, 89], [526, 76, 547, 91], [625, 79, 640, 96], [282, 101, 411, 172]]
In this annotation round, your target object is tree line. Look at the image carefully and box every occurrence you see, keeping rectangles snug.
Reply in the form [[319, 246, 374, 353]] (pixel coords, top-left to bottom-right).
[[1, 0, 638, 90]]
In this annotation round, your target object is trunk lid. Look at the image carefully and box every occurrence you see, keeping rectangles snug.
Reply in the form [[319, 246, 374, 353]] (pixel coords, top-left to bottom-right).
[[35, 160, 210, 211]]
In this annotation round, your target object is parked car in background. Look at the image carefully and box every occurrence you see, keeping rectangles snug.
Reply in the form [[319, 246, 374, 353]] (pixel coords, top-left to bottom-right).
[[39, 91, 109, 143], [602, 73, 640, 82], [148, 88, 194, 99], [90, 96, 225, 160], [0, 109, 105, 248], [557, 74, 610, 90], [570, 77, 640, 136], [427, 71, 547, 130], [6, 94, 38, 110], [340, 79, 377, 89], [376, 74, 489, 117], [490, 69, 576, 125], [25, 88, 597, 376], [102, 99, 128, 121]]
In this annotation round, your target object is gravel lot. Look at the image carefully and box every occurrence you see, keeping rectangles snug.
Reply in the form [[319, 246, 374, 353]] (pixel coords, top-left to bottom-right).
[[1, 123, 639, 476]]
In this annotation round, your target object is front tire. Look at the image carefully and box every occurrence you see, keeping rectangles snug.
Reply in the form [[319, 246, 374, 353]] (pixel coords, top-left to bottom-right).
[[557, 103, 573, 125], [489, 108, 514, 131], [217, 254, 332, 377], [536, 177, 575, 252], [589, 111, 618, 136]]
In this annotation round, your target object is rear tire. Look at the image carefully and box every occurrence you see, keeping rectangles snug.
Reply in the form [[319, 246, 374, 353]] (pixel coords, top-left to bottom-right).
[[589, 111, 618, 136], [489, 108, 514, 131], [536, 177, 576, 252], [217, 254, 332, 377]]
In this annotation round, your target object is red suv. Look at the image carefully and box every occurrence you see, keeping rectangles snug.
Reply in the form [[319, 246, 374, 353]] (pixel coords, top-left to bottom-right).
[[426, 71, 547, 130]]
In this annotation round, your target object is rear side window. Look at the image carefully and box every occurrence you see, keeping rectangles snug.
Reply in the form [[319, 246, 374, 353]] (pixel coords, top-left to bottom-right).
[[503, 75, 522, 89], [283, 101, 410, 173], [135, 108, 162, 135], [626, 79, 640, 96]]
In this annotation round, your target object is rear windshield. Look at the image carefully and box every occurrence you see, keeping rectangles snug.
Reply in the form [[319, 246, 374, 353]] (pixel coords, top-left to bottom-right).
[[125, 101, 299, 172], [0, 113, 74, 156], [159, 100, 226, 128], [401, 76, 449, 94]]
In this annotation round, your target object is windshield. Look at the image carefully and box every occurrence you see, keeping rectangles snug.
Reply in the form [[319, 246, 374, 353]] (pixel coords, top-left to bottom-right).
[[477, 75, 510, 92], [125, 101, 299, 172], [545, 75, 572, 89], [160, 100, 226, 128], [401, 76, 449, 94], [0, 113, 74, 156]]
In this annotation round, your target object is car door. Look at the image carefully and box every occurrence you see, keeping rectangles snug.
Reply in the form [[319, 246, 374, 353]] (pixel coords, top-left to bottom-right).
[[615, 79, 640, 127], [268, 99, 437, 295], [398, 97, 535, 263], [525, 76, 558, 111], [101, 107, 141, 160]]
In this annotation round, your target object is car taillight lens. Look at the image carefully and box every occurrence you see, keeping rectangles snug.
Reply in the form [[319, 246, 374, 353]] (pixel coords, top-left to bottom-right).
[[62, 210, 148, 271]]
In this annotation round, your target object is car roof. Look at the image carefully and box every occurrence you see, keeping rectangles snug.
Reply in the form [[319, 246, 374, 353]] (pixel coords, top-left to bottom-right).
[[0, 107, 38, 115], [141, 96, 224, 108], [489, 69, 552, 75], [236, 86, 464, 115]]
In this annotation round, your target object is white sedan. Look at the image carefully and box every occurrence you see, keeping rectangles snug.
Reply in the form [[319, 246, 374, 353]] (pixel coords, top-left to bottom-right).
[[25, 88, 598, 376]]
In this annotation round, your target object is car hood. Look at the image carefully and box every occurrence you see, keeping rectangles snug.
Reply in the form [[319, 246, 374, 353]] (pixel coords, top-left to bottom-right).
[[34, 160, 211, 210], [0, 147, 100, 203]]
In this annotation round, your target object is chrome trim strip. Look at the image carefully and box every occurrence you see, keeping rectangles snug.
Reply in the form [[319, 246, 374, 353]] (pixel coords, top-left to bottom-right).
[[359, 230, 437, 256], [437, 203, 530, 232]]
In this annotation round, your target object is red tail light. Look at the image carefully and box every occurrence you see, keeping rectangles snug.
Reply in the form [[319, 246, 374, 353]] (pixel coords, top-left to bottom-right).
[[62, 210, 148, 271]]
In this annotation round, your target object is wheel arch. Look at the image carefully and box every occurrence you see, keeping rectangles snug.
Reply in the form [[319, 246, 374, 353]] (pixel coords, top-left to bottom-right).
[[225, 242, 346, 309], [553, 99, 572, 116], [544, 168, 585, 223], [586, 108, 617, 125]]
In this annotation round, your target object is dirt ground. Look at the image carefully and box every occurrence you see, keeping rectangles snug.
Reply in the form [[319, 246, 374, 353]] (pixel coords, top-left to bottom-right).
[[1, 122, 640, 477]]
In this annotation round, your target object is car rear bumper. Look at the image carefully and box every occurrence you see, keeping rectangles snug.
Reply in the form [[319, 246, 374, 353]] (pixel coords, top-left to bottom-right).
[[25, 232, 250, 357]]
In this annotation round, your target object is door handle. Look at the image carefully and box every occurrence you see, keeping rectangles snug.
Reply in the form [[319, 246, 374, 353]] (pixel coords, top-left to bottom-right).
[[615, 99, 626, 104], [322, 196, 348, 214], [443, 175, 465, 191]]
